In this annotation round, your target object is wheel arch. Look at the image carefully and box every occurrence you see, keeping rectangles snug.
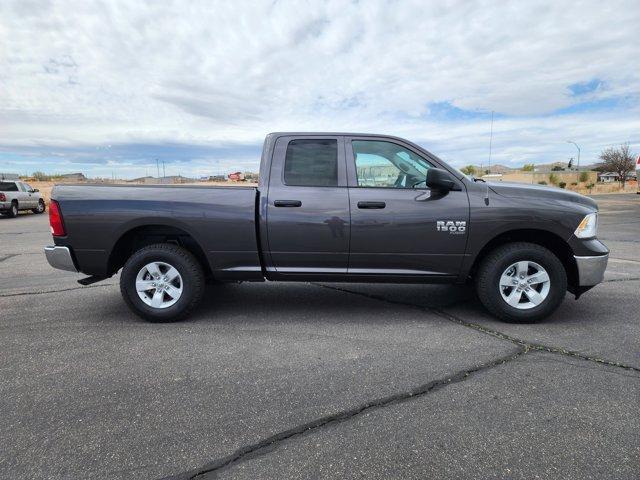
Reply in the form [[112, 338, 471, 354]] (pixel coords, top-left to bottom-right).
[[107, 224, 211, 278], [468, 229, 578, 289]]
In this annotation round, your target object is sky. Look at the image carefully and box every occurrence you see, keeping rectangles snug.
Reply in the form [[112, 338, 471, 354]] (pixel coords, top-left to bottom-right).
[[1, 0, 639, 179]]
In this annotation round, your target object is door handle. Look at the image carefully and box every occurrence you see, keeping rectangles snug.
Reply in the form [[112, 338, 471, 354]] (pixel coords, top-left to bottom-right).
[[357, 201, 386, 209], [274, 200, 302, 207]]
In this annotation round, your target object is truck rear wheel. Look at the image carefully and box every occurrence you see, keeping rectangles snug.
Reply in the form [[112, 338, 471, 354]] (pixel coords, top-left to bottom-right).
[[120, 243, 205, 322], [7, 201, 18, 218], [475, 242, 567, 323]]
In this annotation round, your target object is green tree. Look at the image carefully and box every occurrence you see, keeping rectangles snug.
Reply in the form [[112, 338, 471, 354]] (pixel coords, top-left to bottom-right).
[[522, 164, 535, 172], [32, 171, 49, 181], [460, 165, 477, 176]]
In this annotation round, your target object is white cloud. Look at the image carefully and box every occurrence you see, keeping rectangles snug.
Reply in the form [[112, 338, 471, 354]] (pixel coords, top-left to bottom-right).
[[0, 0, 638, 175]]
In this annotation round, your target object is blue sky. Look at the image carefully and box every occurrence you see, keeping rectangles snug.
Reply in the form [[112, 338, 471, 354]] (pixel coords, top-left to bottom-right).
[[1, 0, 638, 179]]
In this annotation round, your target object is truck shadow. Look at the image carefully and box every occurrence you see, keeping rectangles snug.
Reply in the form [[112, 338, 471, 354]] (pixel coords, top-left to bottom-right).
[[192, 282, 478, 325]]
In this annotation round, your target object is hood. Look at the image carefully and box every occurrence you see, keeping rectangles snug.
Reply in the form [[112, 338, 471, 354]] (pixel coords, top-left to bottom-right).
[[487, 181, 598, 210]]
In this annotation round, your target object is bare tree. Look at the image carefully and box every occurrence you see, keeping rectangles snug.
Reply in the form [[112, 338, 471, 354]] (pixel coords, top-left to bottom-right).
[[598, 143, 635, 188]]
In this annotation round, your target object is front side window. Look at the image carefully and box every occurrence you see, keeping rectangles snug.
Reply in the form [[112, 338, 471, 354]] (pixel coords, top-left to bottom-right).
[[22, 183, 33, 192], [352, 140, 433, 188], [284, 139, 338, 187]]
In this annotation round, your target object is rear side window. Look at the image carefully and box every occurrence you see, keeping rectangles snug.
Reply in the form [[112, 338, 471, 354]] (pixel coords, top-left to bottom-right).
[[284, 139, 338, 187], [0, 182, 18, 191]]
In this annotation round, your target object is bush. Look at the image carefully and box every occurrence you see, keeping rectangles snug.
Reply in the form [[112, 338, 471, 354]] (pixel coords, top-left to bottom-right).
[[32, 171, 50, 181], [571, 182, 578, 186], [548, 173, 559, 185], [538, 181, 547, 185], [559, 182, 566, 189], [579, 171, 589, 183]]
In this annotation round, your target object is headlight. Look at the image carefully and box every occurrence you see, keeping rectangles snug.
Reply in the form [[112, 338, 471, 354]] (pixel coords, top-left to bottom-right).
[[574, 212, 598, 238]]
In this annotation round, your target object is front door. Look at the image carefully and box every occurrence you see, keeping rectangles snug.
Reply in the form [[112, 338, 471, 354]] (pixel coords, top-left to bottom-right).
[[265, 135, 350, 275], [17, 182, 34, 208], [346, 137, 469, 278]]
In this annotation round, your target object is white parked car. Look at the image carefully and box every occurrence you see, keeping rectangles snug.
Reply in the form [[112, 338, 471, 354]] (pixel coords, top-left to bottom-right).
[[0, 180, 46, 217]]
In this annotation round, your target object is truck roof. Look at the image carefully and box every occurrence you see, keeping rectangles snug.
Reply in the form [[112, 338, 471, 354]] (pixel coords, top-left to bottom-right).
[[267, 132, 411, 141]]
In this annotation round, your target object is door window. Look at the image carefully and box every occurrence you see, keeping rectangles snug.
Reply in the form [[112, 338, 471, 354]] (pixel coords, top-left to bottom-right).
[[352, 140, 433, 188], [284, 139, 338, 187]]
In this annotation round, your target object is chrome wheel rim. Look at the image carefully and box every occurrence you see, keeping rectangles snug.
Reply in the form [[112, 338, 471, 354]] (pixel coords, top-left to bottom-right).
[[37, 201, 44, 212], [498, 261, 550, 310], [135, 261, 183, 309], [12, 205, 17, 215]]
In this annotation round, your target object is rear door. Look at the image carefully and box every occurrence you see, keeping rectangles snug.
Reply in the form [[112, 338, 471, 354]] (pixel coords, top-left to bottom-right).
[[345, 137, 469, 278], [265, 135, 350, 275]]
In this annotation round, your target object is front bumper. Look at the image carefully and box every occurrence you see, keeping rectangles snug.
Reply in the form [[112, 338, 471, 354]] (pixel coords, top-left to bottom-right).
[[574, 254, 608, 286], [44, 246, 78, 272]]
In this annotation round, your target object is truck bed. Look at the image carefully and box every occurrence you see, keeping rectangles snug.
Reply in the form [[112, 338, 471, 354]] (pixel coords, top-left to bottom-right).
[[51, 183, 262, 279]]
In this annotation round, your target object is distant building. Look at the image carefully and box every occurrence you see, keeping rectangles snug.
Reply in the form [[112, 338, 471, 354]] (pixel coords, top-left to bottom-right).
[[58, 172, 87, 182], [211, 175, 226, 182], [0, 172, 19, 180], [598, 172, 636, 183]]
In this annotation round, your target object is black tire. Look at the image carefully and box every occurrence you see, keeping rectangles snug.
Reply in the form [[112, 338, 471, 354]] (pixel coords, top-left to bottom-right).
[[475, 242, 567, 323], [120, 243, 205, 322], [32, 199, 46, 214], [7, 201, 18, 218]]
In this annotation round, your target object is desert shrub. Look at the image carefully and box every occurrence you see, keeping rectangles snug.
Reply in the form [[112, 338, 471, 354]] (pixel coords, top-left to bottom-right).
[[571, 182, 578, 186], [548, 173, 559, 185], [579, 171, 589, 183], [559, 182, 566, 189], [538, 181, 547, 185]]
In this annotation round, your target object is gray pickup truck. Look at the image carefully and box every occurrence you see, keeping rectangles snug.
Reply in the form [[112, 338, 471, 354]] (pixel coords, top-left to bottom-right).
[[44, 133, 608, 323], [1, 180, 46, 217]]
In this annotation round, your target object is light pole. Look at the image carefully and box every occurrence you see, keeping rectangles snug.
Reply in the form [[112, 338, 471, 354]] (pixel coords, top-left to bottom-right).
[[567, 141, 580, 181]]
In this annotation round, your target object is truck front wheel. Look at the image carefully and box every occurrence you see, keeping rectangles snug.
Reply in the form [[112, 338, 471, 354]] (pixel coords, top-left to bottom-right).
[[475, 242, 567, 323], [120, 243, 205, 322]]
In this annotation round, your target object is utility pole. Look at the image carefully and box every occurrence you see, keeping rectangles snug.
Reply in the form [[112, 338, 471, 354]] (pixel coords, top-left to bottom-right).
[[488, 110, 494, 174], [156, 158, 160, 179], [162, 161, 166, 178], [567, 141, 580, 181]]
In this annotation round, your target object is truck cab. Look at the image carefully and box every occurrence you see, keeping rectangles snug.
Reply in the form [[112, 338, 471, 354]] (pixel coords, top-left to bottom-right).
[[260, 133, 468, 281]]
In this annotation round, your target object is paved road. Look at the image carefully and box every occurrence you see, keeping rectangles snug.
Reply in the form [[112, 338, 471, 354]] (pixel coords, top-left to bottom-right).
[[1, 194, 638, 479]]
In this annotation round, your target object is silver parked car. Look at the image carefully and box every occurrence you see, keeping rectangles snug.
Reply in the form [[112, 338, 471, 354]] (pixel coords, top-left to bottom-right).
[[0, 180, 46, 217]]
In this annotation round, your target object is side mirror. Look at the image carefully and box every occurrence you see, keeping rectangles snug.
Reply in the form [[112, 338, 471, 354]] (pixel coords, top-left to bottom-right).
[[425, 168, 456, 191], [32, 188, 39, 193]]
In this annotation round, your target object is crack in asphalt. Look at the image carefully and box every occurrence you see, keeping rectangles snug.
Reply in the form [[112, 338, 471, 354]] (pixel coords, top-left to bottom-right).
[[162, 347, 527, 480], [314, 284, 640, 374], [0, 282, 117, 298], [603, 277, 640, 283], [0, 254, 18, 263], [159, 279, 638, 479]]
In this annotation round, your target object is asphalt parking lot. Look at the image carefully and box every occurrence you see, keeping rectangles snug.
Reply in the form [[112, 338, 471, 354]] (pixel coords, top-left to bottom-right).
[[1, 193, 639, 480]]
